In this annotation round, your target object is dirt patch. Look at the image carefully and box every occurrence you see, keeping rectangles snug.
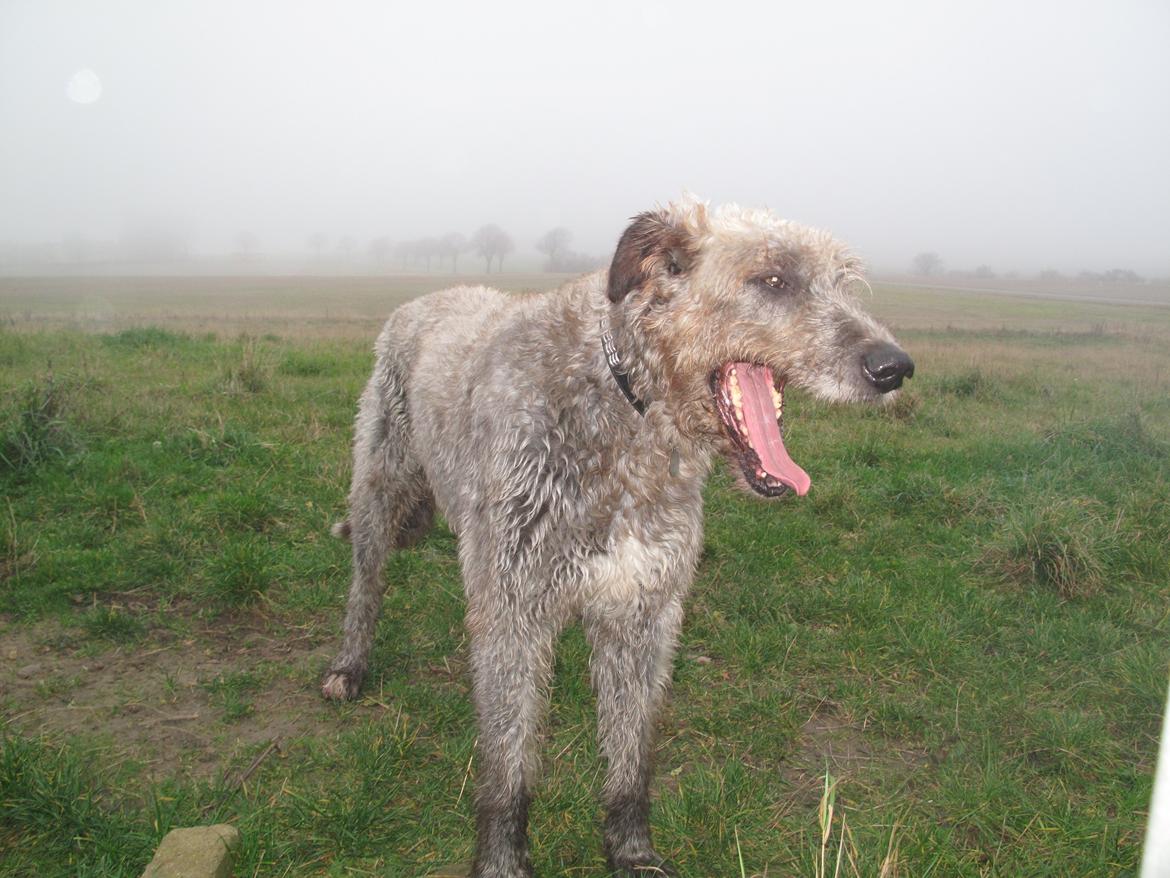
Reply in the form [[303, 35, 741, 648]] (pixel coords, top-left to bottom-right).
[[0, 605, 384, 785], [780, 700, 929, 808]]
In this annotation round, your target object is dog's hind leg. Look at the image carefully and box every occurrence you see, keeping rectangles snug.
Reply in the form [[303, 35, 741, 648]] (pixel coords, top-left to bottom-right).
[[322, 359, 429, 701]]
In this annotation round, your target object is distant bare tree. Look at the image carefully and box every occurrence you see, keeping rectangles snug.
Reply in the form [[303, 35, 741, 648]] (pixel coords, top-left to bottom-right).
[[973, 265, 995, 279], [472, 224, 514, 273], [536, 227, 572, 271], [368, 236, 392, 266], [420, 237, 441, 271], [307, 232, 328, 259], [912, 252, 943, 277], [337, 235, 356, 262], [439, 232, 468, 272], [495, 232, 515, 272], [234, 231, 259, 260]]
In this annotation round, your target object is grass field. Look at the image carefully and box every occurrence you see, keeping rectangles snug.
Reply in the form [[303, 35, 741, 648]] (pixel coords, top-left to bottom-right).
[[2, 274, 1169, 876]]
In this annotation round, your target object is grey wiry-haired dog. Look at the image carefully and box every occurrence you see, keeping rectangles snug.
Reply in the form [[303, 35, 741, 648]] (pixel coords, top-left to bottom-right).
[[322, 196, 914, 877]]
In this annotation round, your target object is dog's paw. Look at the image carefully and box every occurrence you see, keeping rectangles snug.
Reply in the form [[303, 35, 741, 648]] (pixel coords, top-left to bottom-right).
[[321, 670, 362, 701]]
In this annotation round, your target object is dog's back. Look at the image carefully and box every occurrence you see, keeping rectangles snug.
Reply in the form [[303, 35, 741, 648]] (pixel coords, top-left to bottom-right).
[[385, 277, 606, 536]]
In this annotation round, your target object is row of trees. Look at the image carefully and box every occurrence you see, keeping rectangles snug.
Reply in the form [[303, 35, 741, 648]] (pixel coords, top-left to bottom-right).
[[304, 226, 602, 274], [912, 253, 1146, 283], [914, 252, 998, 279], [308, 226, 513, 272], [46, 222, 599, 273]]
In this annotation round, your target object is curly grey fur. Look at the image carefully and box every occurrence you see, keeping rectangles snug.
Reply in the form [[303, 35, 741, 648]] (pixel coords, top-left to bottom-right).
[[322, 197, 911, 877]]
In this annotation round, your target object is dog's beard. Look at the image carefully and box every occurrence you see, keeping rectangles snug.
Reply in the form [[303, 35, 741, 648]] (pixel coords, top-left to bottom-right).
[[710, 362, 810, 497]]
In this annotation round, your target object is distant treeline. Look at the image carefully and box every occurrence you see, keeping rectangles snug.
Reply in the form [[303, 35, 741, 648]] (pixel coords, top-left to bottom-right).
[[1, 223, 605, 276], [910, 252, 1152, 283]]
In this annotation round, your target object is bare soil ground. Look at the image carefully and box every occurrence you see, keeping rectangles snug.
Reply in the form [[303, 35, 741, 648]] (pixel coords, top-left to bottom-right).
[[0, 604, 354, 784]]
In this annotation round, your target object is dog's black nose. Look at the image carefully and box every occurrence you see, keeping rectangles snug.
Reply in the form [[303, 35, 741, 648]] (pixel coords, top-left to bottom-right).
[[861, 342, 915, 393]]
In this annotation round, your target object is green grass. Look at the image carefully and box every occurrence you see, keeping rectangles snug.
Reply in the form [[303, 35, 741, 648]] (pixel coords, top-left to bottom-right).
[[1, 278, 1168, 876], [78, 605, 148, 644], [0, 373, 83, 477], [203, 670, 265, 722]]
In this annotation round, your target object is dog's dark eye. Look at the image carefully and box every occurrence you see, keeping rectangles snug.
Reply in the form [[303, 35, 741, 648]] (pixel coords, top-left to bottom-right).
[[762, 274, 788, 290], [667, 259, 683, 276]]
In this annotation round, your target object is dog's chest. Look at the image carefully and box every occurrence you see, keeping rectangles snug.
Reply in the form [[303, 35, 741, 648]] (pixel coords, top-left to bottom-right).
[[579, 527, 697, 612], [574, 463, 705, 611]]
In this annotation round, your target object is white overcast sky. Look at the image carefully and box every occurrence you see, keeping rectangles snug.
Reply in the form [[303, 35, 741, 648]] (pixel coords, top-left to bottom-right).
[[1, 0, 1167, 273]]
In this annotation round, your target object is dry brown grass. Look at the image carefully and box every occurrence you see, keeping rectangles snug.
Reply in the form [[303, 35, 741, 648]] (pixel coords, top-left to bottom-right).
[[0, 274, 572, 339], [3, 274, 1170, 341]]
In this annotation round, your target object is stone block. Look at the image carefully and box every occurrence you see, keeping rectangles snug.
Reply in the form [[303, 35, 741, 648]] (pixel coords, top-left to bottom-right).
[[140, 824, 240, 878]]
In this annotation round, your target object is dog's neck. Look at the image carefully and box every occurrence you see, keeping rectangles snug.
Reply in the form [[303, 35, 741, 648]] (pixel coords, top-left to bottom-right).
[[596, 294, 664, 415], [599, 316, 648, 417], [581, 284, 712, 483]]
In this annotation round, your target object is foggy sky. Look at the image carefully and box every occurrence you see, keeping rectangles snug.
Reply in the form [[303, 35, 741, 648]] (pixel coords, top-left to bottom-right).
[[2, 0, 1168, 274]]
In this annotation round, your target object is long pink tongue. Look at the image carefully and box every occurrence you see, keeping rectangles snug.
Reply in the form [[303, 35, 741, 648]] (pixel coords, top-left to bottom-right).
[[737, 363, 811, 496]]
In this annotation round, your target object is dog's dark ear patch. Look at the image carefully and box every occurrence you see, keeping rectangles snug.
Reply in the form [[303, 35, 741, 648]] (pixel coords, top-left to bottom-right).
[[607, 211, 695, 303]]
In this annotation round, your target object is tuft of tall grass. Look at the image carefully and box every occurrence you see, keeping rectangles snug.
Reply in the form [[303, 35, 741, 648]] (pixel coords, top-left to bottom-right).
[[2, 500, 36, 582], [0, 373, 80, 476], [935, 368, 996, 400], [809, 771, 900, 878], [220, 336, 272, 394], [996, 498, 1121, 598]]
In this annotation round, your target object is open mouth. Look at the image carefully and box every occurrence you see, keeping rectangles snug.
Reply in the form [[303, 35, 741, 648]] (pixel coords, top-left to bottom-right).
[[710, 362, 811, 498]]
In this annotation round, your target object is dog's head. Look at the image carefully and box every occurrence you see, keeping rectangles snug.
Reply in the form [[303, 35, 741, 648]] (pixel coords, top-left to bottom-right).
[[606, 195, 913, 499]]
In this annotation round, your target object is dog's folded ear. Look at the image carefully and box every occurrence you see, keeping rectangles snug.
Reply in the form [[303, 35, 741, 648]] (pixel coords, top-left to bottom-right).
[[607, 210, 697, 303]]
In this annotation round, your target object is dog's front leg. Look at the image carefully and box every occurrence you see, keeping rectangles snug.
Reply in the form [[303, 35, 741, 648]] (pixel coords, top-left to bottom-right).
[[585, 597, 684, 877], [467, 602, 558, 878]]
